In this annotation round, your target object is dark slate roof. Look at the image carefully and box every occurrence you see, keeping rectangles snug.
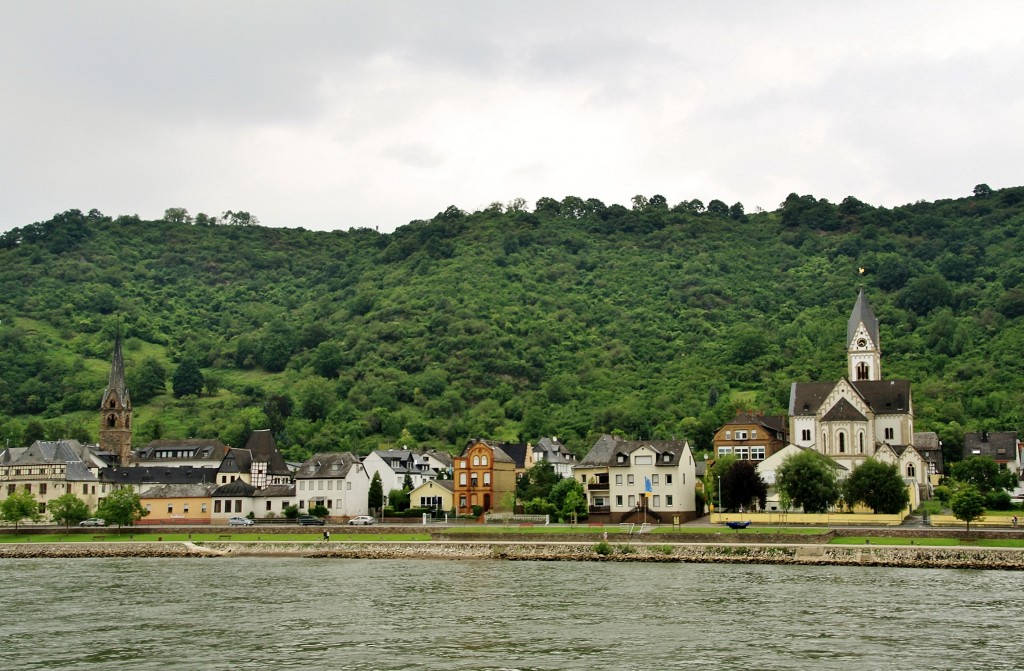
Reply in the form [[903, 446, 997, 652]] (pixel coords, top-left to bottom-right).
[[533, 437, 578, 465], [213, 479, 257, 497], [8, 440, 97, 482], [140, 483, 217, 499], [255, 484, 296, 497], [424, 450, 453, 468], [99, 466, 220, 486], [580, 435, 690, 467], [963, 432, 1019, 460], [821, 398, 868, 422], [848, 288, 880, 346], [790, 380, 911, 416], [914, 432, 945, 474], [219, 431, 291, 476], [499, 443, 528, 468], [136, 439, 230, 461], [296, 452, 363, 479], [460, 439, 517, 464]]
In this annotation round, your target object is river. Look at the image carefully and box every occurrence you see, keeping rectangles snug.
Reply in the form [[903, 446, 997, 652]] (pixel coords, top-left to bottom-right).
[[1, 558, 1020, 670]]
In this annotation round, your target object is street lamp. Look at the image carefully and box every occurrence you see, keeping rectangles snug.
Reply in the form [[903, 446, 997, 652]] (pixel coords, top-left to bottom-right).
[[718, 475, 722, 523]]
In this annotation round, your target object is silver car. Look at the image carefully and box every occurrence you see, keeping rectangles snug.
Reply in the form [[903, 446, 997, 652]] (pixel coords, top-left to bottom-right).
[[347, 516, 375, 526], [228, 516, 254, 526]]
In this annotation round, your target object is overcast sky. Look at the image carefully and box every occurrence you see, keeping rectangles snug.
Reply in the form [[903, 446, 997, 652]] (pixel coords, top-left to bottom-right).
[[2, 1, 1022, 234]]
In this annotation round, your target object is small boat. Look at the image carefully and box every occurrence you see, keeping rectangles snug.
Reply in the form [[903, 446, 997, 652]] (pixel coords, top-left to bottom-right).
[[725, 521, 751, 530]]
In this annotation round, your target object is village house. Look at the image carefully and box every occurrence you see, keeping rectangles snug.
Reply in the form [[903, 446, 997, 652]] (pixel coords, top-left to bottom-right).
[[452, 439, 517, 514], [139, 483, 217, 524], [963, 431, 1021, 476], [576, 435, 698, 524], [0, 440, 107, 513], [362, 448, 440, 493], [407, 479, 454, 513], [294, 452, 370, 519], [526, 437, 578, 478], [713, 411, 788, 462]]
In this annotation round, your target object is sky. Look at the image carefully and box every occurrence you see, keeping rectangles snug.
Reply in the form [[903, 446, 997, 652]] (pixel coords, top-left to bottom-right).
[[2, 1, 1023, 234]]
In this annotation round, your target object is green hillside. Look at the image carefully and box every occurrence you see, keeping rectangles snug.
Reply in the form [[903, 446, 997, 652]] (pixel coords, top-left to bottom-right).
[[2, 185, 1023, 465]]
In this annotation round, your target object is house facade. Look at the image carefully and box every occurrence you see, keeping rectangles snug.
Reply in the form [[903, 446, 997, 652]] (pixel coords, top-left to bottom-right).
[[216, 430, 292, 488], [408, 479, 454, 512], [452, 439, 517, 514], [713, 412, 788, 462], [139, 483, 217, 524], [963, 431, 1021, 476], [0, 440, 105, 515], [577, 435, 698, 524], [294, 452, 370, 519], [527, 437, 578, 478], [362, 449, 439, 494]]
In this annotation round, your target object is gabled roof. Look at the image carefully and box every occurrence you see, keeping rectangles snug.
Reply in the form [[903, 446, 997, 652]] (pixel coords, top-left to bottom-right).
[[295, 452, 363, 479], [460, 439, 517, 464], [240, 430, 291, 475], [409, 479, 453, 495], [498, 443, 527, 468], [848, 287, 880, 346], [821, 398, 868, 422], [212, 479, 257, 497], [532, 437, 578, 465], [254, 484, 295, 497], [790, 379, 911, 416], [137, 439, 230, 461], [914, 432, 944, 474], [5, 440, 98, 482], [580, 436, 690, 467]]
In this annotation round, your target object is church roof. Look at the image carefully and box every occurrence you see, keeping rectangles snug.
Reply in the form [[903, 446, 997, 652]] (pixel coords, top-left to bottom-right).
[[820, 398, 867, 422], [848, 287, 880, 346], [790, 379, 911, 416], [100, 331, 131, 408]]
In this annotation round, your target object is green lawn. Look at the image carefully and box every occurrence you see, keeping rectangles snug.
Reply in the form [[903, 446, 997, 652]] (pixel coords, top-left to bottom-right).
[[440, 525, 829, 536], [829, 536, 1024, 547]]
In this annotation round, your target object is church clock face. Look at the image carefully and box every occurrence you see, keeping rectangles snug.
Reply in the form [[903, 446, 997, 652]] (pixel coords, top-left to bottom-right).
[[857, 338, 867, 348]]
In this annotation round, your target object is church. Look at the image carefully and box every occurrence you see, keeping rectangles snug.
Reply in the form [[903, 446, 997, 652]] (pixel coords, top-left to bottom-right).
[[788, 289, 930, 499]]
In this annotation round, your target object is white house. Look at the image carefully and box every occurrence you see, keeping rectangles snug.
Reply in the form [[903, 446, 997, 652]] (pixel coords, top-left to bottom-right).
[[362, 449, 439, 493], [295, 452, 370, 519]]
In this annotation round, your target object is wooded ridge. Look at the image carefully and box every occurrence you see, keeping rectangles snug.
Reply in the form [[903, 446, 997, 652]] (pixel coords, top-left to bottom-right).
[[2, 185, 1022, 465]]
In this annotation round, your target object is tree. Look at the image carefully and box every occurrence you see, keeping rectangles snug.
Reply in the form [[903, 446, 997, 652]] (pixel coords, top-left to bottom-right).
[[172, 356, 204, 398], [1, 487, 40, 530], [97, 487, 148, 529], [972, 183, 993, 197], [128, 356, 167, 403], [516, 459, 560, 503], [704, 455, 737, 511], [706, 199, 729, 215], [309, 503, 329, 518], [719, 460, 767, 512], [950, 485, 985, 533], [48, 492, 90, 529], [388, 488, 409, 512], [775, 450, 841, 514], [402, 474, 414, 491], [950, 456, 1014, 494], [842, 459, 910, 514], [368, 472, 383, 512]]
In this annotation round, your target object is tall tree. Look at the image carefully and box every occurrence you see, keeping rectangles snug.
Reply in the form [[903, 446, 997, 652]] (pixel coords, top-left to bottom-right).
[[950, 456, 1014, 494], [720, 460, 767, 512], [48, 492, 90, 529], [0, 487, 40, 530], [368, 472, 383, 512], [97, 488, 148, 529], [172, 356, 204, 398], [842, 459, 910, 514], [775, 450, 841, 514], [950, 485, 986, 533]]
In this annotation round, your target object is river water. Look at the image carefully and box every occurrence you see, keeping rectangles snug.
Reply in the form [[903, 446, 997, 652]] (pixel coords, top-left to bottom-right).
[[1, 557, 1020, 670]]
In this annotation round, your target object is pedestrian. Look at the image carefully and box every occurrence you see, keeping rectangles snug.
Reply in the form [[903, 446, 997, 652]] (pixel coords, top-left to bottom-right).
[[1013, 516, 1018, 529], [323, 530, 330, 542]]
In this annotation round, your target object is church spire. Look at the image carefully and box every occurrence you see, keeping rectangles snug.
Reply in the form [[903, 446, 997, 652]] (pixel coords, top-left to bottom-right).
[[847, 288, 881, 381], [100, 326, 133, 465]]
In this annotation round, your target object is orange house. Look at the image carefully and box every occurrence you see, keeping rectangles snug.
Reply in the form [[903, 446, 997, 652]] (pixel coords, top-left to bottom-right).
[[453, 439, 517, 515]]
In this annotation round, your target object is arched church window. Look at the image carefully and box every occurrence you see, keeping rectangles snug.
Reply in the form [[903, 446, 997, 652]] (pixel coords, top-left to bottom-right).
[[907, 464, 916, 478], [109, 400, 116, 408], [838, 432, 846, 453], [107, 414, 116, 428], [858, 432, 864, 453], [856, 362, 869, 380], [822, 432, 828, 450]]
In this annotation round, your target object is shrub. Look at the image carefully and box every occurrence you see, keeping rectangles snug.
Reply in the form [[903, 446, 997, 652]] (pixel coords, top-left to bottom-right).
[[985, 489, 1013, 510], [593, 541, 613, 556]]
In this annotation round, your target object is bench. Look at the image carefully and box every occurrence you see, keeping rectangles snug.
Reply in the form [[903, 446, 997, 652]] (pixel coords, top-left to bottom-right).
[[217, 534, 232, 540], [92, 535, 106, 540]]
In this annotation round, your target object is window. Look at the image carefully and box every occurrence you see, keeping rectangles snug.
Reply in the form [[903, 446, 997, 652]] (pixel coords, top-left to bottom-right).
[[856, 362, 869, 380], [266, 501, 272, 511], [627, 474, 634, 485], [82, 484, 88, 495], [839, 433, 846, 453], [483, 473, 491, 485], [884, 427, 894, 440], [214, 500, 222, 513], [459, 495, 467, 508], [471, 474, 478, 487], [459, 473, 467, 486], [907, 464, 916, 478], [235, 500, 242, 513], [24, 484, 31, 494], [736, 430, 748, 440], [327, 480, 333, 490], [593, 496, 606, 507], [666, 495, 673, 506], [801, 429, 811, 442], [481, 455, 488, 466], [615, 495, 623, 506], [318, 480, 324, 490], [628, 495, 636, 507], [652, 474, 659, 485], [718, 447, 732, 457], [39, 483, 47, 495], [459, 460, 467, 469], [167, 504, 174, 514], [666, 474, 673, 484], [725, 431, 731, 440], [751, 430, 757, 439], [635, 455, 653, 465], [653, 495, 661, 507], [681, 474, 685, 484], [202, 503, 207, 513], [472, 456, 480, 466], [617, 454, 626, 463], [751, 447, 765, 460], [735, 447, 749, 460], [145, 504, 151, 512], [615, 474, 623, 485], [183, 503, 190, 513], [346, 482, 351, 490]]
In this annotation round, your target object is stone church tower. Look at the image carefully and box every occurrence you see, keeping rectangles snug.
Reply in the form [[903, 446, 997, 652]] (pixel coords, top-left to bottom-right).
[[847, 287, 881, 382], [99, 332, 133, 465]]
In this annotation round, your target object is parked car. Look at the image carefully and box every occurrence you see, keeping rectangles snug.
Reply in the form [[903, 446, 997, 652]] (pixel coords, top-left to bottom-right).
[[347, 516, 375, 526], [296, 514, 325, 526], [228, 516, 254, 526], [79, 517, 106, 527]]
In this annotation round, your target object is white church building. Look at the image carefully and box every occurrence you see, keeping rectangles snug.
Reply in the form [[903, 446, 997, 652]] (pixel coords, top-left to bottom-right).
[[788, 289, 930, 498]]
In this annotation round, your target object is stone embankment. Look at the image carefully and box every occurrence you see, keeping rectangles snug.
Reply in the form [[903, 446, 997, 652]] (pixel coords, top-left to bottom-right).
[[3, 541, 1024, 570]]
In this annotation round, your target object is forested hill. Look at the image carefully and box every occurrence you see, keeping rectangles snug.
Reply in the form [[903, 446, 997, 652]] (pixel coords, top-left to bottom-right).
[[2, 186, 1023, 465]]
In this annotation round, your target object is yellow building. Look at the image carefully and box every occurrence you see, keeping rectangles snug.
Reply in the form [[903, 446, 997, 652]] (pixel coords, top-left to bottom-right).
[[138, 483, 217, 525], [407, 479, 454, 512]]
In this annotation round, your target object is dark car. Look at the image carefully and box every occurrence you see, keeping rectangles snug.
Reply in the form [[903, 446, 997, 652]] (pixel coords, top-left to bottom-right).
[[296, 514, 325, 526]]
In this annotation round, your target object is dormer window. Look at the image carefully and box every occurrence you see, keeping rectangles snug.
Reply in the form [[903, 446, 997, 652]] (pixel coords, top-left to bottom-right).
[[663, 453, 672, 463], [616, 454, 626, 463], [725, 431, 731, 440]]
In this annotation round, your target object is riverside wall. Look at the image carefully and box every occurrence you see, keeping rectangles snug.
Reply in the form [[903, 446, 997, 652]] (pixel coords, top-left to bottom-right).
[[3, 540, 1024, 570]]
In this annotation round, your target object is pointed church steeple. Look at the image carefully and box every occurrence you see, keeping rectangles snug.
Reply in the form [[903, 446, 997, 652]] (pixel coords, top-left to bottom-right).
[[99, 327, 133, 465], [847, 288, 881, 381]]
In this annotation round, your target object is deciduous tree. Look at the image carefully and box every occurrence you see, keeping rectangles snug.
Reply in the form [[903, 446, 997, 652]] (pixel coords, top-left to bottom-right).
[[842, 459, 910, 514], [1, 487, 40, 530], [775, 450, 840, 514], [48, 492, 90, 529], [720, 460, 767, 512], [97, 487, 148, 529], [950, 485, 985, 533]]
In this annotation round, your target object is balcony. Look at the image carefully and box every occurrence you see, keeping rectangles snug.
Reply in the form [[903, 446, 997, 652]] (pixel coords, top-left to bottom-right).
[[588, 505, 610, 515]]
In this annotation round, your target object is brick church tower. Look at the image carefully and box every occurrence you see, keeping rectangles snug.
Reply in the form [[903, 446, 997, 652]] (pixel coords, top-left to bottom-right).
[[99, 331, 133, 465]]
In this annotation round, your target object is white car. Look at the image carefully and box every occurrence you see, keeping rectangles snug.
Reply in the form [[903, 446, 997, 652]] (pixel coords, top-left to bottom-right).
[[228, 516, 254, 526], [347, 516, 375, 526]]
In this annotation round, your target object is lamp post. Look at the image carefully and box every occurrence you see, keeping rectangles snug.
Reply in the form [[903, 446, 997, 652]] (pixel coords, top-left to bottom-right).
[[718, 475, 722, 523]]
